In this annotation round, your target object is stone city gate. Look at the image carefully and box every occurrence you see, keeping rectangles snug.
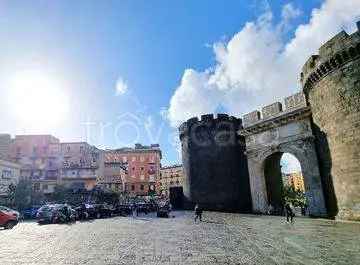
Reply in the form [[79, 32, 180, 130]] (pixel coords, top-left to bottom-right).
[[238, 92, 327, 217]]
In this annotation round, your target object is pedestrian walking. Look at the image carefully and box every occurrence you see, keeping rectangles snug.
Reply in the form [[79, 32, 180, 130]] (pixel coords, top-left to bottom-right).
[[194, 204, 203, 223], [132, 203, 137, 217], [285, 202, 295, 223]]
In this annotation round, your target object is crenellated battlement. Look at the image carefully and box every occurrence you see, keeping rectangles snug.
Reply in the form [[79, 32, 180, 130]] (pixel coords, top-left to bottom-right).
[[242, 92, 307, 128], [179, 113, 241, 139], [301, 21, 360, 92]]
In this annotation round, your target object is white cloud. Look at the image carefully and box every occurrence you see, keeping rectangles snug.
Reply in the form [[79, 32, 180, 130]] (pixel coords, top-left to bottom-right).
[[166, 0, 360, 128], [281, 3, 301, 22], [167, 69, 223, 127], [115, 77, 128, 95]]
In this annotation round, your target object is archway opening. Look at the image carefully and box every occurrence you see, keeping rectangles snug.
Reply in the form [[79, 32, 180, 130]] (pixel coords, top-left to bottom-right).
[[264, 152, 306, 215]]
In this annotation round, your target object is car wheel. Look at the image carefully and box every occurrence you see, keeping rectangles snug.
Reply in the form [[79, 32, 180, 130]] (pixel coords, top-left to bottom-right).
[[5, 221, 16, 229]]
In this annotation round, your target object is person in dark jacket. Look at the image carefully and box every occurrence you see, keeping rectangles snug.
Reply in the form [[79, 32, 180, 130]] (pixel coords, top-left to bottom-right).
[[194, 204, 203, 223], [285, 202, 295, 223]]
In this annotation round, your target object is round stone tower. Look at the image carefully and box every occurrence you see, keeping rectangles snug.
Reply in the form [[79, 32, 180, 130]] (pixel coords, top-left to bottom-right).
[[179, 113, 252, 212], [301, 22, 360, 221]]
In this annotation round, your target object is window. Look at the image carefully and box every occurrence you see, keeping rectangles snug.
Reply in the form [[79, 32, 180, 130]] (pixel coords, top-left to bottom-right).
[[170, 181, 174, 185], [140, 156, 145, 162], [132, 156, 136, 162], [140, 175, 145, 180], [159, 182, 162, 186], [176, 180, 180, 184], [1, 170, 12, 179], [33, 183, 40, 192], [16, 147, 21, 154], [42, 184, 48, 190], [122, 157, 127, 163], [131, 185, 135, 191], [67, 146, 70, 152], [141, 167, 144, 171], [140, 184, 144, 190], [132, 167, 136, 171]]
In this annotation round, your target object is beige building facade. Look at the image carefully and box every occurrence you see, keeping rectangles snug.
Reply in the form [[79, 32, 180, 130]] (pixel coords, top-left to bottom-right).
[[158, 165, 183, 196], [97, 161, 127, 192], [60, 142, 103, 191], [5, 135, 103, 193], [1, 135, 162, 196], [0, 159, 21, 197]]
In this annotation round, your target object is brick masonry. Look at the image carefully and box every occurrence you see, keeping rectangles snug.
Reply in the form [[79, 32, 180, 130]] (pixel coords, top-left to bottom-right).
[[301, 23, 360, 221]]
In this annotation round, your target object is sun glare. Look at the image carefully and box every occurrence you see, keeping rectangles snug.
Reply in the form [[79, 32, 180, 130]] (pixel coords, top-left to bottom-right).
[[9, 70, 69, 127]]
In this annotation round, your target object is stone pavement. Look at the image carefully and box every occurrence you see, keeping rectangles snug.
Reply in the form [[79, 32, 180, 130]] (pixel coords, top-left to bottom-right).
[[1, 211, 359, 265]]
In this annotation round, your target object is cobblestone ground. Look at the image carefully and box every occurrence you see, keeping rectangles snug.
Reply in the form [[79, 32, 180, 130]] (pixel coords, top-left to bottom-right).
[[1, 211, 359, 265]]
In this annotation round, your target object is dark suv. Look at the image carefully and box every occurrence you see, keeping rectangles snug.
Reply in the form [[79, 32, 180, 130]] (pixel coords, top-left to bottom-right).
[[36, 204, 76, 224]]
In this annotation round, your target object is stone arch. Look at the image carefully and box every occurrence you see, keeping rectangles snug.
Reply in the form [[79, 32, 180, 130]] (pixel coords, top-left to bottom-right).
[[247, 139, 327, 217], [240, 94, 328, 217], [259, 143, 325, 216], [262, 151, 284, 214]]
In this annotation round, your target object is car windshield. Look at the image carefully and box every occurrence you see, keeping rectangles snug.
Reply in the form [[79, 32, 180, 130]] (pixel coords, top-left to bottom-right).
[[39, 205, 56, 212], [0, 206, 12, 212]]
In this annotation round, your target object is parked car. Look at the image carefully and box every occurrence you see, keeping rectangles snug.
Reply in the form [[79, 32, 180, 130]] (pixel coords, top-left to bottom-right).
[[135, 202, 152, 215], [113, 204, 132, 216], [75, 203, 96, 220], [52, 204, 77, 223], [0, 206, 20, 229], [93, 204, 113, 218], [36, 204, 58, 224], [36, 204, 76, 224], [22, 206, 41, 219]]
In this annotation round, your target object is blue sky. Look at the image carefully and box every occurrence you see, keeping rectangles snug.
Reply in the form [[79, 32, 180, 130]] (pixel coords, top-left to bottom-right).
[[0, 0, 359, 166]]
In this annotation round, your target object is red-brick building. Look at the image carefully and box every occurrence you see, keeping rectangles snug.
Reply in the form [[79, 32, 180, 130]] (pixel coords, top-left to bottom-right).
[[104, 144, 161, 196]]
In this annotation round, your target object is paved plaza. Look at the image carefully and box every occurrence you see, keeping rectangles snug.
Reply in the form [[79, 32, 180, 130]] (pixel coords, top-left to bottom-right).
[[1, 211, 359, 265]]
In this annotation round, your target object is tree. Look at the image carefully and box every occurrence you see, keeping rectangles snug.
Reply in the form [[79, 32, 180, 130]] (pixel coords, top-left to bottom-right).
[[282, 185, 306, 207], [14, 179, 32, 211], [50, 185, 68, 203], [6, 183, 16, 207]]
